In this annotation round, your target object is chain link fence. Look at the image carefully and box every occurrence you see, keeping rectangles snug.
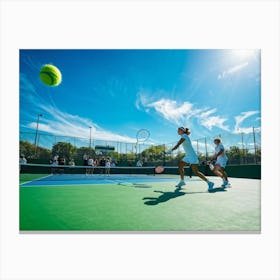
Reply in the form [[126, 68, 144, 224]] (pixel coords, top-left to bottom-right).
[[165, 127, 261, 165], [20, 127, 261, 166]]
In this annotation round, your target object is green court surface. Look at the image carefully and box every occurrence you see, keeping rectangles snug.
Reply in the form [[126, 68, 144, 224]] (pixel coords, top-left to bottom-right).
[[20, 175, 261, 232]]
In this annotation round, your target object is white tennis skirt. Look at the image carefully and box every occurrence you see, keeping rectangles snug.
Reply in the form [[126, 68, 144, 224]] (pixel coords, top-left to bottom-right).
[[181, 155, 199, 165], [215, 157, 227, 168]]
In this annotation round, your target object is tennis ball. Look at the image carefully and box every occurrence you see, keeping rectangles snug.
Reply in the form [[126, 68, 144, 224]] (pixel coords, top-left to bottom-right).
[[39, 64, 62, 86]]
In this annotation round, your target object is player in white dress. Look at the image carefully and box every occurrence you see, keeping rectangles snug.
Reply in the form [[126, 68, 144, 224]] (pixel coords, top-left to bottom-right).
[[211, 138, 230, 187], [87, 157, 95, 175], [171, 127, 214, 191], [105, 159, 111, 176]]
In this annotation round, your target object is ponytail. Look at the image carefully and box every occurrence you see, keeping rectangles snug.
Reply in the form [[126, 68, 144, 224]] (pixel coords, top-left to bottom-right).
[[178, 127, 190, 134]]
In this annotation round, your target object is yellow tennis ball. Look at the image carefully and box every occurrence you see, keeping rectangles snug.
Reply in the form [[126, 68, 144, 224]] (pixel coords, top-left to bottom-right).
[[40, 64, 62, 86]]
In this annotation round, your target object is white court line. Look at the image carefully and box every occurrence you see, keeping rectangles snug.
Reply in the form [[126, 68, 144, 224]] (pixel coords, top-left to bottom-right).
[[20, 175, 53, 186]]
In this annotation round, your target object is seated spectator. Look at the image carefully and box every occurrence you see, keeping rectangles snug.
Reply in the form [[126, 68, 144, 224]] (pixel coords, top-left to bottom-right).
[[19, 155, 27, 165]]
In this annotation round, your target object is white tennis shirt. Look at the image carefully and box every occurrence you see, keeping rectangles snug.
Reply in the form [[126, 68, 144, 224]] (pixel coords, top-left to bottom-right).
[[181, 134, 197, 158]]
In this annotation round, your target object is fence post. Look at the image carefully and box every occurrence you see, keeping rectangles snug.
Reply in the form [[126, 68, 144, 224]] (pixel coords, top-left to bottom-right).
[[163, 144, 166, 166], [253, 127, 257, 164], [241, 132, 244, 164], [204, 137, 208, 160]]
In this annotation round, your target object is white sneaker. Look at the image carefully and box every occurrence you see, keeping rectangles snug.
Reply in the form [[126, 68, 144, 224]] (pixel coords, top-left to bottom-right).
[[221, 180, 230, 188], [207, 181, 214, 191], [176, 180, 186, 188]]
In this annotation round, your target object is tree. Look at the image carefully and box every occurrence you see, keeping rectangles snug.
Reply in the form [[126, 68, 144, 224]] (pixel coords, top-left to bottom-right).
[[20, 140, 35, 159], [52, 142, 76, 160], [20, 140, 51, 161], [141, 145, 166, 161], [36, 146, 52, 160], [226, 146, 241, 164], [76, 146, 95, 159], [108, 151, 120, 160]]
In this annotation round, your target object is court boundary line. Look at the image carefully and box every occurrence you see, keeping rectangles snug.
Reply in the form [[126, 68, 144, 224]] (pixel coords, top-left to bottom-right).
[[20, 174, 53, 186], [19, 180, 178, 188], [19, 174, 182, 187]]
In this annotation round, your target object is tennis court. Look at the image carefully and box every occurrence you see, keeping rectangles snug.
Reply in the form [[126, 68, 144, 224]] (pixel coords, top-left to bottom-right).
[[19, 164, 260, 232]]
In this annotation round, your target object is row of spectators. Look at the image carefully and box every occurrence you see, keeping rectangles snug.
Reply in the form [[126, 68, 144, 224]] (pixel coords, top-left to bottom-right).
[[19, 154, 144, 168]]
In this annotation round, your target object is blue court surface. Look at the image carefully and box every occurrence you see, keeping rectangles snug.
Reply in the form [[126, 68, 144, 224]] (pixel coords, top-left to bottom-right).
[[20, 174, 261, 231], [20, 174, 181, 186]]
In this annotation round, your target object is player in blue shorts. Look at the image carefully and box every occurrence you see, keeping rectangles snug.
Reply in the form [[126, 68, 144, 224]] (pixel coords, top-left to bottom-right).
[[211, 138, 230, 187], [171, 127, 214, 191]]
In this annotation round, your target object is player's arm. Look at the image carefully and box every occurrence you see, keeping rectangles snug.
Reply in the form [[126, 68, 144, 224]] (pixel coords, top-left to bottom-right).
[[212, 148, 224, 160], [171, 138, 185, 151]]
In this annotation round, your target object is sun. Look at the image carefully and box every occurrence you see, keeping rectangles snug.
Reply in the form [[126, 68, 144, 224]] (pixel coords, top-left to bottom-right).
[[231, 49, 260, 59]]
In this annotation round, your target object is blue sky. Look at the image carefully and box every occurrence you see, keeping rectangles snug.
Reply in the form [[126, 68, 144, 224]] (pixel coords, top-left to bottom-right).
[[20, 49, 261, 150]]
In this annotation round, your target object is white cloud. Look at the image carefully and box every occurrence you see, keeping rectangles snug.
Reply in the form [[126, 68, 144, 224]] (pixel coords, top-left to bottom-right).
[[20, 74, 136, 143], [200, 115, 229, 131], [25, 104, 136, 143], [191, 141, 214, 153], [145, 99, 203, 125], [218, 62, 249, 79], [199, 108, 217, 119], [233, 111, 259, 133], [135, 92, 230, 131]]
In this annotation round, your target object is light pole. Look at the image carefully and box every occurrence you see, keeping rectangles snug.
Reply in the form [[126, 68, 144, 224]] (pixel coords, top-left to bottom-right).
[[89, 126, 92, 149], [34, 114, 43, 157], [204, 137, 208, 160], [252, 127, 257, 164], [241, 131, 244, 164]]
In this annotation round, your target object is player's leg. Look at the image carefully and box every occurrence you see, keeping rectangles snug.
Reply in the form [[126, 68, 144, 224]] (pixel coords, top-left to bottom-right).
[[221, 167, 228, 181], [191, 164, 208, 181], [176, 161, 187, 187], [213, 165, 224, 178], [219, 166, 230, 187], [216, 158, 230, 187], [179, 161, 186, 180], [191, 164, 214, 191]]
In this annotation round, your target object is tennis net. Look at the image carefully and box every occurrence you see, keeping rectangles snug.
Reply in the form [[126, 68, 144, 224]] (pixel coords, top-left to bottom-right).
[[20, 163, 191, 181]]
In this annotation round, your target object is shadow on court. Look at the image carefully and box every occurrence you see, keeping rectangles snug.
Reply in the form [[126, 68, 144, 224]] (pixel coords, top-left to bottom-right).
[[208, 187, 227, 193], [133, 183, 152, 188], [143, 186, 228, 205], [143, 188, 186, 206]]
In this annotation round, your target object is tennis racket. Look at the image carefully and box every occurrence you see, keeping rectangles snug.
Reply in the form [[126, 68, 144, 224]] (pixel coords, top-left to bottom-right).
[[206, 160, 215, 171], [154, 146, 171, 174], [136, 129, 150, 142]]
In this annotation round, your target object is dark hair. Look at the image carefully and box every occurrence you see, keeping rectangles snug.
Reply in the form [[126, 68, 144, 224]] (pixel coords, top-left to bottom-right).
[[178, 127, 189, 134]]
